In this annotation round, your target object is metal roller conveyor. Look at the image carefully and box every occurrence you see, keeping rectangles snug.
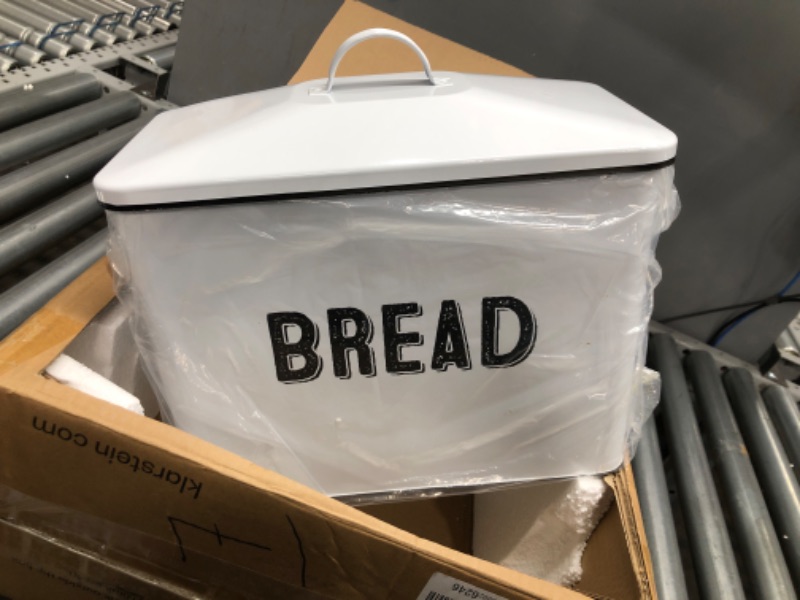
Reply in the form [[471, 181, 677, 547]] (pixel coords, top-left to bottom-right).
[[632, 414, 690, 600], [0, 72, 103, 132], [0, 49, 14, 71], [0, 12, 73, 57], [90, 0, 157, 36], [0, 117, 148, 224], [648, 334, 746, 600], [0, 0, 95, 53], [44, 0, 127, 42], [68, 0, 137, 40], [686, 351, 794, 599], [0, 91, 141, 171], [0, 230, 107, 340], [152, 0, 180, 26], [18, 0, 117, 46], [141, 44, 174, 69], [0, 31, 46, 66], [0, 184, 103, 278], [122, 0, 171, 31], [108, 21, 136, 40], [724, 368, 800, 591], [763, 385, 800, 481]]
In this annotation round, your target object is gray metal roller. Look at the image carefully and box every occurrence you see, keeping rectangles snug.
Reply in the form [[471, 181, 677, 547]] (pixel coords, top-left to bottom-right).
[[0, 32, 46, 65], [0, 1, 95, 52], [0, 12, 73, 57], [89, 0, 157, 35], [632, 414, 690, 600], [648, 334, 746, 600], [0, 91, 141, 171], [141, 44, 174, 69], [0, 183, 103, 277], [39, 0, 118, 44], [0, 72, 103, 132], [152, 0, 181, 26], [724, 368, 800, 591], [0, 116, 149, 224], [67, 0, 139, 40], [111, 22, 136, 39], [0, 51, 15, 71], [763, 385, 800, 480], [120, 0, 171, 31], [0, 230, 108, 340], [15, 0, 118, 46], [686, 352, 794, 599]]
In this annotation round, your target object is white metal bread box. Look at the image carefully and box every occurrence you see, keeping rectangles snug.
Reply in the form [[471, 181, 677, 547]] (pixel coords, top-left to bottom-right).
[[95, 29, 678, 499]]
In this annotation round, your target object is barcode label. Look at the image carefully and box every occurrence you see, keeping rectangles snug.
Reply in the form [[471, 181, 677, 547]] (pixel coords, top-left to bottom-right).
[[416, 573, 508, 600]]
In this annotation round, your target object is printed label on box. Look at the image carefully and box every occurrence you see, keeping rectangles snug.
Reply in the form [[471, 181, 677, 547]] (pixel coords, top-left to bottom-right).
[[416, 573, 509, 600]]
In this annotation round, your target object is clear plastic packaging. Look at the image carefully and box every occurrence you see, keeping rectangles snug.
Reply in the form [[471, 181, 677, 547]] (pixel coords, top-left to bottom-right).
[[108, 166, 678, 498], [0, 484, 322, 599]]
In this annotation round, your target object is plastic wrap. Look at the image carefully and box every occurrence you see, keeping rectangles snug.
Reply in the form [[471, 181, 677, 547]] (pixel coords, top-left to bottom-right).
[[0, 484, 322, 599], [107, 166, 679, 498]]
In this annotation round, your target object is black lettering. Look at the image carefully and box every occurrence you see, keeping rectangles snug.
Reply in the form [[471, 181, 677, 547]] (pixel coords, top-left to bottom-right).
[[327, 308, 376, 379], [57, 427, 72, 441], [181, 478, 203, 499], [153, 466, 166, 479], [431, 300, 472, 372], [142, 460, 154, 474], [95, 442, 110, 457], [382, 303, 424, 374], [166, 470, 181, 484], [73, 434, 87, 447], [32, 417, 56, 435], [130, 455, 140, 472], [117, 451, 130, 465], [481, 296, 536, 368], [267, 312, 323, 383]]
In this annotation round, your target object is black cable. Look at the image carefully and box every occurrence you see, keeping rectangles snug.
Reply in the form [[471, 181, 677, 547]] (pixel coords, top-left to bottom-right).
[[662, 294, 800, 324], [706, 297, 800, 346], [707, 303, 769, 345], [663, 299, 773, 323]]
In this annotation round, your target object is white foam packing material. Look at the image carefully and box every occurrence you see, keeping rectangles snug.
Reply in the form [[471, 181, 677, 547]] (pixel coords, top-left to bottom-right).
[[473, 476, 613, 587], [46, 354, 145, 416], [63, 299, 159, 417]]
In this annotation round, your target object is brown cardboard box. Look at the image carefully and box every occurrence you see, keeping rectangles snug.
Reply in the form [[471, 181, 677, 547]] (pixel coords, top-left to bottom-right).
[[0, 517, 189, 600], [0, 450, 648, 599], [0, 4, 654, 597], [0, 271, 653, 600]]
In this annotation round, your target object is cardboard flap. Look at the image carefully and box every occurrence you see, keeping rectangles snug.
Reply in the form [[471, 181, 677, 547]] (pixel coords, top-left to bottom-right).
[[290, 1, 530, 85]]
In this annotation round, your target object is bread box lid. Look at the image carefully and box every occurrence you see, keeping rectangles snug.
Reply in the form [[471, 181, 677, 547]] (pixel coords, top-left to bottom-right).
[[95, 28, 677, 209]]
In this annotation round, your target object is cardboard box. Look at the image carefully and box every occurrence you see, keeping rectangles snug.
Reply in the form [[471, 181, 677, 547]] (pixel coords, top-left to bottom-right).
[[0, 452, 649, 599], [0, 517, 189, 600], [0, 267, 653, 600], [0, 4, 654, 597]]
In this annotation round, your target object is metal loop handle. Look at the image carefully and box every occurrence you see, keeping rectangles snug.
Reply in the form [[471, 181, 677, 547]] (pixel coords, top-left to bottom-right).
[[323, 28, 436, 93]]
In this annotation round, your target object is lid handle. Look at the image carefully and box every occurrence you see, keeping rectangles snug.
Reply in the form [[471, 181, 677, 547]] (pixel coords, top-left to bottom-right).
[[323, 28, 436, 93]]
